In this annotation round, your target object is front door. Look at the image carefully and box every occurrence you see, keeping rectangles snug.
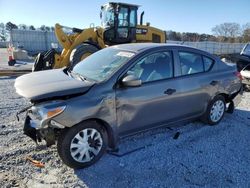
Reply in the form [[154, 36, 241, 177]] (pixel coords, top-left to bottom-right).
[[115, 50, 186, 136]]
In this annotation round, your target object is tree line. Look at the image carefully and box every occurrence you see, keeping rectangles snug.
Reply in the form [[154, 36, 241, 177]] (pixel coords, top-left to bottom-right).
[[0, 21, 250, 43], [0, 22, 55, 41], [167, 22, 250, 43]]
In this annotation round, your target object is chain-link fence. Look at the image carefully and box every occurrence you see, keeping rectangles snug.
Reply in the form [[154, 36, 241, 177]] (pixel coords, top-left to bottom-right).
[[0, 41, 8, 48], [9, 29, 246, 55], [167, 40, 246, 55]]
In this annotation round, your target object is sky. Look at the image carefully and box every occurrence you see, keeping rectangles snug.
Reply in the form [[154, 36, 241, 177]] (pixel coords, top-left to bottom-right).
[[0, 0, 249, 34]]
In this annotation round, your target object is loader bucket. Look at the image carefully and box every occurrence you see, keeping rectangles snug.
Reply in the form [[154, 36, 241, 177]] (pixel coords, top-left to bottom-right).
[[32, 49, 59, 72]]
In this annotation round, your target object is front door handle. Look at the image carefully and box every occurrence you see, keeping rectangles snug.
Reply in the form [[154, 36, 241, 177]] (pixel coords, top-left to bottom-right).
[[210, 80, 219, 86], [164, 88, 176, 95]]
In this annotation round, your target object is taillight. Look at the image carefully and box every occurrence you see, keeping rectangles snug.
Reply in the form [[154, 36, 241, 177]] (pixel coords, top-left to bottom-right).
[[235, 71, 243, 80]]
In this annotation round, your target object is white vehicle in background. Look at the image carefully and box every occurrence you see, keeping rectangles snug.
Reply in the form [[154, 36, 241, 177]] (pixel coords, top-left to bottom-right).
[[241, 65, 250, 90], [239, 43, 250, 90]]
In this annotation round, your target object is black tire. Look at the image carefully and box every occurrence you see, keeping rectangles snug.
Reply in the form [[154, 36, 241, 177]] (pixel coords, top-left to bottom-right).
[[201, 95, 226, 125], [57, 121, 107, 169], [8, 59, 16, 66], [243, 84, 250, 92], [70, 44, 99, 68]]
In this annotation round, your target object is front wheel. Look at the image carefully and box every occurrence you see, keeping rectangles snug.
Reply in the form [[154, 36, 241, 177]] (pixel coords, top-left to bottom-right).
[[202, 95, 226, 125], [57, 121, 107, 169]]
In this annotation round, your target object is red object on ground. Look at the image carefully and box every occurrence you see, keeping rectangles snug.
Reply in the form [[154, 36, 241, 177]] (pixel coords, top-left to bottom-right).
[[9, 55, 14, 61]]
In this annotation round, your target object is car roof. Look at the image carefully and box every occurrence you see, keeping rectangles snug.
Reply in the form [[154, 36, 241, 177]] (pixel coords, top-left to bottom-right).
[[111, 43, 202, 53]]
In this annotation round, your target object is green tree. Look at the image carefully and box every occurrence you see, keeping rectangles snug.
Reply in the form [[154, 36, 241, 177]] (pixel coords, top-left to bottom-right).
[[5, 22, 18, 31], [18, 24, 27, 30], [242, 23, 250, 42], [29, 25, 36, 30], [40, 25, 46, 31], [0, 23, 7, 41], [45, 26, 50, 31]]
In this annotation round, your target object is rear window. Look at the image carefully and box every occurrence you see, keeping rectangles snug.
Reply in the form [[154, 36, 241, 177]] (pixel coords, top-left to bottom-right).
[[179, 51, 215, 76], [179, 52, 203, 75], [203, 56, 214, 71]]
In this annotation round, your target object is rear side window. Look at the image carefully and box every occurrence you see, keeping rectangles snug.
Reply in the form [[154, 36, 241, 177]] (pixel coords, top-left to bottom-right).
[[203, 56, 214, 71], [179, 52, 203, 75]]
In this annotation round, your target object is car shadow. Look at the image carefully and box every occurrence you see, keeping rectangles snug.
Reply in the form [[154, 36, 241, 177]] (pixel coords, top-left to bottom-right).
[[74, 108, 250, 187]]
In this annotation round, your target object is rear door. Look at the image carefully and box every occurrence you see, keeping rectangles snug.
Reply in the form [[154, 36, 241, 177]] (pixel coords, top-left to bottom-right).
[[173, 49, 217, 115]]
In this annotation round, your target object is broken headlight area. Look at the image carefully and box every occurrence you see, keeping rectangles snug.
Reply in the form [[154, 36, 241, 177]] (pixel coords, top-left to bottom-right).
[[21, 101, 66, 146], [27, 102, 66, 129]]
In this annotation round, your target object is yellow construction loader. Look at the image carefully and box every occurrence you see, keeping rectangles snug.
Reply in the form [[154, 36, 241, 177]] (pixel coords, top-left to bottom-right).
[[33, 2, 166, 71]]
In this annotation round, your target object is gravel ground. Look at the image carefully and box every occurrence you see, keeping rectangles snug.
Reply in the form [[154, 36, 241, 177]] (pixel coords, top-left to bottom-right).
[[0, 77, 250, 188]]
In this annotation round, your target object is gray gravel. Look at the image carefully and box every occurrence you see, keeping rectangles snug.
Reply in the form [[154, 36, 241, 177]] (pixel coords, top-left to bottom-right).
[[0, 77, 250, 188]]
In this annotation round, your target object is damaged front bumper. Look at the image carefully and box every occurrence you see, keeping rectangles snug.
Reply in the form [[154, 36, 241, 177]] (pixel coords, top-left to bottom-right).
[[23, 115, 38, 143], [23, 114, 59, 146], [18, 102, 66, 146]]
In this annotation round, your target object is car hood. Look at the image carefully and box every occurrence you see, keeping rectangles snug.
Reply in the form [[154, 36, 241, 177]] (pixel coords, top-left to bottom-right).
[[15, 69, 94, 101]]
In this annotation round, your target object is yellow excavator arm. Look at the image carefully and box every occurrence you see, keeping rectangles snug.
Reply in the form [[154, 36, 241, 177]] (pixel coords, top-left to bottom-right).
[[32, 2, 167, 72], [53, 24, 105, 68]]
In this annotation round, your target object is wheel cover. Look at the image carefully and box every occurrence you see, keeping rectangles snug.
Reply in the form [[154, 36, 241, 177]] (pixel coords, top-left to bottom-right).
[[70, 128, 103, 163], [210, 100, 225, 122]]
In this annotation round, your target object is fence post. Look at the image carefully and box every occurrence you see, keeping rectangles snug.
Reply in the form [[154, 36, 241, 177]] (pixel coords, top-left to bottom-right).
[[9, 29, 13, 46], [44, 31, 48, 51]]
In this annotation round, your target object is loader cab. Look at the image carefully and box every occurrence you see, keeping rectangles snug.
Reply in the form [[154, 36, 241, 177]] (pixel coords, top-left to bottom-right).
[[101, 2, 138, 45]]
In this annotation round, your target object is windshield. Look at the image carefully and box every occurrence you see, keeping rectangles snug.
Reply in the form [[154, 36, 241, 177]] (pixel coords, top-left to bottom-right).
[[101, 5, 114, 28], [71, 48, 135, 82]]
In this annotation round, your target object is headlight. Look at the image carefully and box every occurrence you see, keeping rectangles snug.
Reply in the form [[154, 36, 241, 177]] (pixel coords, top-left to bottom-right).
[[46, 106, 66, 119], [28, 103, 66, 129]]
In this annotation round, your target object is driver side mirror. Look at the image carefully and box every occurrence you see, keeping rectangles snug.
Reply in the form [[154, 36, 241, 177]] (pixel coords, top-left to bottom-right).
[[122, 74, 142, 87]]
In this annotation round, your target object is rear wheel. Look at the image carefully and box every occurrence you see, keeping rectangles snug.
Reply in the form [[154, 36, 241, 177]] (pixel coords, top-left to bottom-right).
[[202, 95, 226, 125], [243, 84, 250, 92], [70, 44, 99, 68], [57, 121, 107, 169]]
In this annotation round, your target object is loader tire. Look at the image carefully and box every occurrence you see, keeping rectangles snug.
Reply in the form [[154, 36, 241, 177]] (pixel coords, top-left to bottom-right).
[[70, 44, 99, 68]]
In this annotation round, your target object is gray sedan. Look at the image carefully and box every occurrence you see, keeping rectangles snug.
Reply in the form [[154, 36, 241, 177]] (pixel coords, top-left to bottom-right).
[[15, 43, 242, 168]]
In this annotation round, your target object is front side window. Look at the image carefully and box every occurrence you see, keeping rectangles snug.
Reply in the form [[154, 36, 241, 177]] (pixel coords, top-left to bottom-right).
[[128, 51, 173, 83], [72, 48, 135, 82], [179, 52, 203, 75]]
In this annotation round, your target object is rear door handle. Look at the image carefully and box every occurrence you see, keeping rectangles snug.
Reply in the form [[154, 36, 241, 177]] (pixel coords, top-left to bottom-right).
[[164, 88, 176, 95], [210, 80, 219, 86]]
